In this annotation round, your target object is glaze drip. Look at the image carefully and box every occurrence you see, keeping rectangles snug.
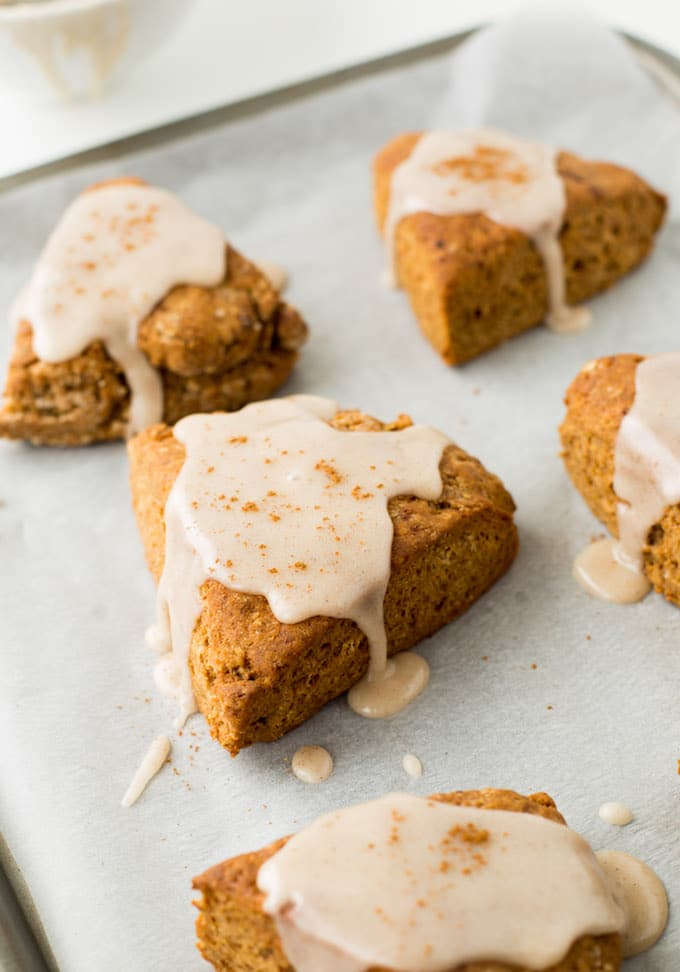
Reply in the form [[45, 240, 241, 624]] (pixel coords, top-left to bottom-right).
[[121, 735, 171, 808], [574, 353, 680, 602], [596, 850, 668, 957], [13, 181, 226, 434], [386, 129, 590, 334], [572, 537, 651, 603], [291, 746, 334, 784], [614, 353, 680, 569], [598, 802, 633, 826], [347, 651, 430, 717], [151, 396, 448, 725]]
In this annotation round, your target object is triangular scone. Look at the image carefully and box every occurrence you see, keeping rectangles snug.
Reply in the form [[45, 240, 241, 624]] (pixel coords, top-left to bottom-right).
[[128, 408, 518, 755], [0, 245, 306, 447], [193, 789, 621, 972], [560, 353, 680, 606], [0, 180, 307, 448], [374, 133, 666, 364]]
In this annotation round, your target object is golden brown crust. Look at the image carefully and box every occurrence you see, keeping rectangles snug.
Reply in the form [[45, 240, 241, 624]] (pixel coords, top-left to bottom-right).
[[192, 788, 621, 972], [373, 133, 666, 365], [560, 353, 680, 605], [128, 411, 518, 754], [0, 245, 307, 446], [84, 176, 147, 193]]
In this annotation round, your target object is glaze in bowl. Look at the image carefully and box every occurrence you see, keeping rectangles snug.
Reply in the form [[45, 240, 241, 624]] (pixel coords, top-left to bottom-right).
[[0, 0, 189, 99]]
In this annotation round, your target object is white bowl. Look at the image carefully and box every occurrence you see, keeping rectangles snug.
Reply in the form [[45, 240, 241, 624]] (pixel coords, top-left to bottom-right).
[[0, 0, 189, 100]]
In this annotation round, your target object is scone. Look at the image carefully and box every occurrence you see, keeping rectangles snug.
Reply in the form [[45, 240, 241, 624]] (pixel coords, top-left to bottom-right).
[[128, 397, 518, 754], [0, 178, 307, 446], [193, 788, 623, 972], [561, 353, 680, 605], [374, 130, 666, 364]]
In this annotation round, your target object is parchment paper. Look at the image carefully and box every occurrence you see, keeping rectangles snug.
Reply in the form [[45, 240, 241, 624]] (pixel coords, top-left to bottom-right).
[[1, 11, 679, 971]]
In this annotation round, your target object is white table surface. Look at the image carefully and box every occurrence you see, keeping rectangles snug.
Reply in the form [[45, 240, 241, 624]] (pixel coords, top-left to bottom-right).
[[2, 0, 680, 180]]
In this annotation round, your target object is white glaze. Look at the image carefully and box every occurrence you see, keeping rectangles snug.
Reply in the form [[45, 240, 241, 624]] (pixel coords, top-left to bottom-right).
[[256, 259, 288, 292], [7, 3, 129, 98], [13, 181, 225, 434], [572, 537, 651, 603], [596, 850, 668, 957], [574, 353, 680, 603], [402, 753, 423, 778], [291, 745, 334, 784], [386, 129, 590, 334], [121, 735, 170, 808], [151, 396, 448, 726], [145, 623, 167, 653], [615, 353, 680, 567], [153, 653, 186, 713], [257, 793, 623, 972], [385, 128, 590, 332], [347, 651, 430, 718], [598, 802, 634, 826]]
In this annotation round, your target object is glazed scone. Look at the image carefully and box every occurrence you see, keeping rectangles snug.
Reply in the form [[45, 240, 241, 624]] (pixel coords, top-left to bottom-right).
[[374, 131, 666, 365], [560, 353, 680, 606], [128, 403, 518, 755], [193, 788, 622, 972], [0, 180, 307, 446]]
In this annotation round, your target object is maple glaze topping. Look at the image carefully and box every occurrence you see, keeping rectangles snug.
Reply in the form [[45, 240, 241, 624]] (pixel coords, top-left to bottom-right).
[[572, 536, 651, 603], [403, 753, 423, 778], [614, 353, 680, 568], [347, 650, 430, 718], [291, 746, 334, 784], [257, 793, 624, 972], [596, 851, 668, 957], [598, 802, 634, 826], [386, 129, 590, 333], [121, 735, 170, 808], [574, 353, 680, 603], [150, 396, 449, 726], [13, 181, 225, 433]]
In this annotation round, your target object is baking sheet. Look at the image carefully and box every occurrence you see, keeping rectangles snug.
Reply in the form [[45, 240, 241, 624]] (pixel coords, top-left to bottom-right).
[[1, 11, 679, 971]]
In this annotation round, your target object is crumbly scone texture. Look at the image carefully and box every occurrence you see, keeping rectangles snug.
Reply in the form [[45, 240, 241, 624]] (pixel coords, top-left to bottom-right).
[[560, 353, 680, 606], [128, 410, 518, 755], [0, 245, 307, 446], [373, 133, 667, 365], [192, 788, 621, 972]]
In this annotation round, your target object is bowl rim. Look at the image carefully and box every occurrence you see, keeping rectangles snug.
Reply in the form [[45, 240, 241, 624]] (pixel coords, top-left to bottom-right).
[[0, 0, 126, 23]]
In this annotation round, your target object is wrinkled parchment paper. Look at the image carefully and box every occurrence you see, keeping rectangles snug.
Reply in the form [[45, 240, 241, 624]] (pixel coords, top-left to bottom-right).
[[0, 11, 678, 970]]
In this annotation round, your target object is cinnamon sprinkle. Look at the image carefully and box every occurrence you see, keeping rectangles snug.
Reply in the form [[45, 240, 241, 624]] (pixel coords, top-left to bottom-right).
[[432, 145, 528, 185], [444, 823, 490, 845], [315, 459, 343, 485]]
